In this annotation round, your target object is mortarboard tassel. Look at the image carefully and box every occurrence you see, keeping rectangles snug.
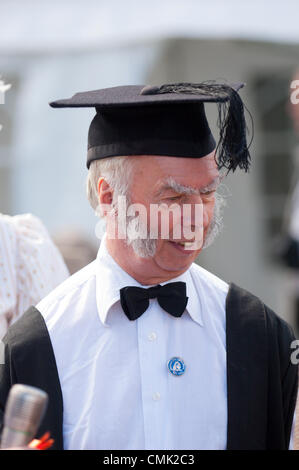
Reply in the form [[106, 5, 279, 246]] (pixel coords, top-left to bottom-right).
[[141, 82, 253, 173]]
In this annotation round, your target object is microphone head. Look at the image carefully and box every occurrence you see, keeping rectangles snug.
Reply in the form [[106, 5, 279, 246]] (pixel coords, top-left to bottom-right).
[[1, 384, 48, 448]]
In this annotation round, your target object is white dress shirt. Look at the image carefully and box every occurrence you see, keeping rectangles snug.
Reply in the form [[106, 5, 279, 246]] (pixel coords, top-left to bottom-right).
[[0, 213, 69, 339], [37, 234, 229, 450]]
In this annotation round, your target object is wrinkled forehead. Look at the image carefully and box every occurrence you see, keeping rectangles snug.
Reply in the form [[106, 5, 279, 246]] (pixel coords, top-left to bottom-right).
[[128, 153, 220, 194], [130, 152, 218, 172]]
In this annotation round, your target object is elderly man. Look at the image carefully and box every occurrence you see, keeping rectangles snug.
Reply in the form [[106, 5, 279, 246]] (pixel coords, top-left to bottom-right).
[[0, 82, 297, 450]]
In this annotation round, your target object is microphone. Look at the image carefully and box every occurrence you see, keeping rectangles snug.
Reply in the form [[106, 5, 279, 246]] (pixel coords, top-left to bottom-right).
[[0, 384, 48, 449]]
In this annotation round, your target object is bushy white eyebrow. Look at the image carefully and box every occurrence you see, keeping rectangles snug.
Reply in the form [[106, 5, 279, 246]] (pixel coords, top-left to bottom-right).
[[157, 176, 221, 196], [199, 177, 222, 194]]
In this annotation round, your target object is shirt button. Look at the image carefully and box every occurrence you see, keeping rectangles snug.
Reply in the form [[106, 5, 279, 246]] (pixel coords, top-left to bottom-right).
[[152, 392, 161, 401], [148, 332, 157, 341]]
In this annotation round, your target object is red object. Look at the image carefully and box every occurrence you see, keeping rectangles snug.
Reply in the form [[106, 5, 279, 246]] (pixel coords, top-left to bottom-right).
[[29, 432, 54, 450]]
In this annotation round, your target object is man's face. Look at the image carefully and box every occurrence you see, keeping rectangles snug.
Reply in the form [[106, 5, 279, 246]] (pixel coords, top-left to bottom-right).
[[123, 152, 219, 275]]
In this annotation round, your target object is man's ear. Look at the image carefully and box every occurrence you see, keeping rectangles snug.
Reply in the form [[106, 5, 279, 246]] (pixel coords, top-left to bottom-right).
[[97, 177, 113, 216]]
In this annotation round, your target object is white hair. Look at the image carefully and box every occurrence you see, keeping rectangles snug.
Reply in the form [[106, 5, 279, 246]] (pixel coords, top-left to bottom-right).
[[201, 192, 226, 249], [86, 156, 133, 211]]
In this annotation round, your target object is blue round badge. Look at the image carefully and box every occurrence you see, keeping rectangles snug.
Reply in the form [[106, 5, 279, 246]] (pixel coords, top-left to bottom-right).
[[167, 357, 186, 376]]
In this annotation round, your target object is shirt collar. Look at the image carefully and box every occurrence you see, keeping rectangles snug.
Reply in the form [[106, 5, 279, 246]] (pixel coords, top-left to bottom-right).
[[95, 233, 204, 327]]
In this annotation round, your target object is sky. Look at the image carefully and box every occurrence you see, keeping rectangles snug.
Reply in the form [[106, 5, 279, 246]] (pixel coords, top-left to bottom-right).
[[0, 0, 299, 53]]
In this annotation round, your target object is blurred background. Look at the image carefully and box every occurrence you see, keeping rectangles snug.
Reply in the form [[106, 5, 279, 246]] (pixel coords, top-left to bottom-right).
[[1, 0, 299, 332]]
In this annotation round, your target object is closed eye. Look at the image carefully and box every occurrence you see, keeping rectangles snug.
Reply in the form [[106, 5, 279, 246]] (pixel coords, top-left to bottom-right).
[[163, 195, 182, 201], [201, 190, 215, 196]]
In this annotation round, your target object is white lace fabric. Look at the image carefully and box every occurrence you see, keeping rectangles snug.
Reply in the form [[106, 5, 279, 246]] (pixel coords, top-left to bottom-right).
[[0, 213, 69, 339]]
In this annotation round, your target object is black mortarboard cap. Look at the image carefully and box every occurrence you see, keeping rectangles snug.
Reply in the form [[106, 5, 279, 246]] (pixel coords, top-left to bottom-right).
[[49, 82, 252, 172]]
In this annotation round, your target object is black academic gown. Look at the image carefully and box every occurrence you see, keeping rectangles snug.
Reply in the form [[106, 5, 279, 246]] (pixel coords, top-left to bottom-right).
[[0, 283, 297, 450]]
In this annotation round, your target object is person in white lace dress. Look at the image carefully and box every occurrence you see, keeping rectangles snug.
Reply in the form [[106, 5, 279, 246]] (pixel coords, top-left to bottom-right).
[[0, 213, 69, 339]]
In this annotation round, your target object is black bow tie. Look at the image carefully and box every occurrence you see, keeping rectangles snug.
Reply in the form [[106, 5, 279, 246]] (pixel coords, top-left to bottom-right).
[[120, 281, 188, 321]]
